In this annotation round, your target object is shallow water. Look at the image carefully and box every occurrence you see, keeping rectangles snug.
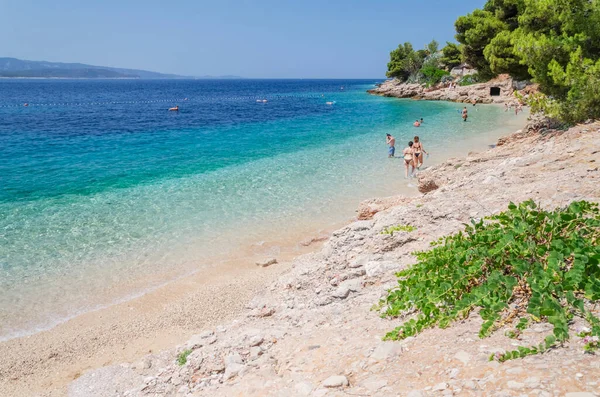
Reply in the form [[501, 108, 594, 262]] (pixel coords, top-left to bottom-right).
[[0, 79, 528, 340]]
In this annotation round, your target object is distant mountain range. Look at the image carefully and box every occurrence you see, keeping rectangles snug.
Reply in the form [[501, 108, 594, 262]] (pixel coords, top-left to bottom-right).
[[0, 58, 242, 79]]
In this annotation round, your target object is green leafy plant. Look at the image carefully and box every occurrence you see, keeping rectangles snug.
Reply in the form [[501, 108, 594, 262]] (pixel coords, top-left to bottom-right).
[[177, 349, 192, 366], [381, 224, 416, 236], [380, 201, 600, 361], [458, 73, 482, 86], [421, 65, 450, 87], [492, 335, 557, 362]]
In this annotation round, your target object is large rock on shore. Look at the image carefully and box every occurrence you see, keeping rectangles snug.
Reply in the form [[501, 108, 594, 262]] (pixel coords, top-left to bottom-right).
[[368, 74, 530, 105]]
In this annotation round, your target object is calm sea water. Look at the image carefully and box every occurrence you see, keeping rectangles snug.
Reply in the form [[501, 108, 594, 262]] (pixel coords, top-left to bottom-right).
[[0, 79, 527, 340]]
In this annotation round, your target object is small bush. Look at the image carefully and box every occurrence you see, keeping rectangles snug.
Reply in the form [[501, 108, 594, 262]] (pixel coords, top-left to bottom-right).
[[379, 201, 600, 361], [381, 225, 416, 236], [458, 73, 482, 86], [177, 349, 192, 366], [421, 66, 450, 87]]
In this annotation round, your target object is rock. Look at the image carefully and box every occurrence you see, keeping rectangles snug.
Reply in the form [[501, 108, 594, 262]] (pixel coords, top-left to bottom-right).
[[249, 346, 263, 360], [186, 350, 204, 370], [505, 366, 524, 374], [223, 353, 245, 380], [349, 255, 369, 268], [365, 261, 385, 277], [257, 307, 275, 317], [187, 333, 217, 350], [362, 378, 388, 392], [295, 381, 314, 396], [463, 380, 477, 390], [316, 296, 333, 306], [507, 380, 525, 390], [370, 342, 404, 360], [142, 358, 152, 369], [454, 350, 471, 365], [198, 330, 214, 339], [256, 258, 278, 267], [341, 279, 361, 292], [433, 382, 448, 391], [407, 391, 424, 397], [331, 279, 360, 299], [249, 335, 264, 347], [565, 394, 595, 397], [322, 375, 349, 388], [418, 177, 439, 194], [524, 377, 540, 389]]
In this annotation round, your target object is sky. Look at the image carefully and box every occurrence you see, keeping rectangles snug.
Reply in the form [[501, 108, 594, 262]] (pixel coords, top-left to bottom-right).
[[0, 0, 486, 78]]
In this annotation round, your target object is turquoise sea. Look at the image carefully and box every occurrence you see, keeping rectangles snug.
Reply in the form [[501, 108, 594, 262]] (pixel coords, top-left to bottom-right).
[[0, 79, 527, 340]]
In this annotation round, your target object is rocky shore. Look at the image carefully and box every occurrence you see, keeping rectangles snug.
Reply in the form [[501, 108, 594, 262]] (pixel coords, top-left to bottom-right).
[[368, 76, 532, 105], [67, 121, 600, 397]]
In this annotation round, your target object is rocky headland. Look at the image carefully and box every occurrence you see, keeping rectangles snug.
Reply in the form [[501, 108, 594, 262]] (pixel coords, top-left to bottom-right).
[[368, 75, 535, 105], [65, 120, 600, 397]]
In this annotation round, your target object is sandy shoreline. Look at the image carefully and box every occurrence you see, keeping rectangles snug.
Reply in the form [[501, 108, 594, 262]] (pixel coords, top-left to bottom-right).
[[0, 108, 529, 397], [61, 119, 599, 397], [0, 226, 334, 397]]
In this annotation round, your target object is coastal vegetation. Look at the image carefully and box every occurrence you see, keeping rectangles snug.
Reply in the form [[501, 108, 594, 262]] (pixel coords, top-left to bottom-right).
[[386, 40, 449, 87], [381, 224, 416, 236], [386, 0, 600, 123], [379, 201, 600, 361], [177, 349, 193, 366]]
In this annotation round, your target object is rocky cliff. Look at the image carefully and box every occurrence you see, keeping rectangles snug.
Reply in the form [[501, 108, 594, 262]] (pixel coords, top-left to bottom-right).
[[368, 75, 530, 105]]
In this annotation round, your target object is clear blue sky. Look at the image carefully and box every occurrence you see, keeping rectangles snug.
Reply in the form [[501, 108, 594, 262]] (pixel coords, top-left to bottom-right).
[[0, 0, 485, 78]]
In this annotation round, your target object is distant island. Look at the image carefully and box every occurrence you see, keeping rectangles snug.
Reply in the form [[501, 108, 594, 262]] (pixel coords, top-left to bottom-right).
[[0, 57, 242, 79]]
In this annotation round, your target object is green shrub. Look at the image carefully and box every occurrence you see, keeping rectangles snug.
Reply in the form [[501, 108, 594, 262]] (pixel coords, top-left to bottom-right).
[[421, 66, 450, 87], [176, 349, 192, 366], [458, 73, 482, 86], [381, 224, 416, 236], [379, 201, 600, 361]]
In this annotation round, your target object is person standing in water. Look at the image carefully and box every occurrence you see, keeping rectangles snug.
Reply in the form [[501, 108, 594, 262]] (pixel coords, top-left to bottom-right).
[[413, 136, 428, 169], [403, 141, 415, 178], [462, 107, 468, 121], [386, 133, 396, 158]]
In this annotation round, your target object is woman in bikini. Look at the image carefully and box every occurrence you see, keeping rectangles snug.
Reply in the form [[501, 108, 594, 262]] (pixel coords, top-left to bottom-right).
[[403, 141, 415, 178], [413, 136, 428, 169]]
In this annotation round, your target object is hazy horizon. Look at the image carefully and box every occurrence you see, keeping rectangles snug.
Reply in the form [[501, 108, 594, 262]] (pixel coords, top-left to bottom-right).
[[1, 0, 486, 78]]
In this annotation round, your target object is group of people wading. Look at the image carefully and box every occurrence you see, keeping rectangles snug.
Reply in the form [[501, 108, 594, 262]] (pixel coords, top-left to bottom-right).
[[386, 132, 428, 178]]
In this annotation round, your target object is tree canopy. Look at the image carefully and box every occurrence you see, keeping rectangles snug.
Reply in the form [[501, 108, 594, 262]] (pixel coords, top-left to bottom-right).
[[440, 42, 463, 70], [386, 40, 442, 82], [385, 0, 600, 122]]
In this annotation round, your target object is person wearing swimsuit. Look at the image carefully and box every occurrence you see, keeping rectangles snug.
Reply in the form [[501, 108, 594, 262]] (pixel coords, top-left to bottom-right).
[[462, 107, 468, 121], [413, 136, 428, 169], [403, 141, 415, 178]]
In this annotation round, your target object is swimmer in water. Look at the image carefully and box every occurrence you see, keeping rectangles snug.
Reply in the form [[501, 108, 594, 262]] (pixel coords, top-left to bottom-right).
[[169, 105, 179, 111], [462, 107, 468, 121], [386, 133, 396, 158], [413, 136, 428, 169], [413, 120, 421, 127], [403, 141, 415, 178]]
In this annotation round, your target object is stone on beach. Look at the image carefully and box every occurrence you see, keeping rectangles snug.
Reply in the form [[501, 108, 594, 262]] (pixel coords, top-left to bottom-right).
[[256, 258, 278, 268], [322, 375, 349, 388]]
